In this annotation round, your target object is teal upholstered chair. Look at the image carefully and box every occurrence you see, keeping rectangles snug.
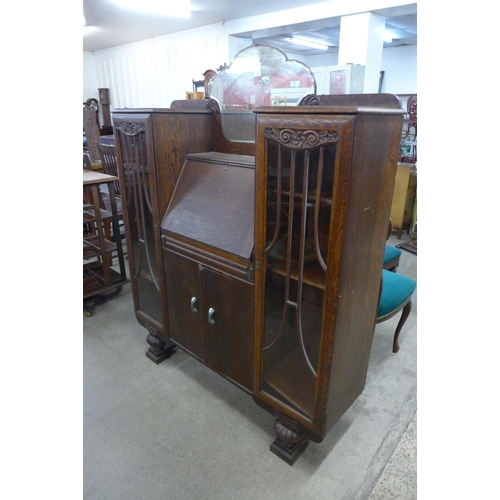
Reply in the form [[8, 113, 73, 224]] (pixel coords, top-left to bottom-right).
[[383, 220, 402, 272], [383, 245, 402, 272], [377, 269, 416, 353]]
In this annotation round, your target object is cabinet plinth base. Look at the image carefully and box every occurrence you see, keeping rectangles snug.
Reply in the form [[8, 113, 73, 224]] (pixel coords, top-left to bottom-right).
[[145, 327, 177, 365], [270, 434, 309, 466], [145, 343, 177, 364], [270, 415, 309, 465]]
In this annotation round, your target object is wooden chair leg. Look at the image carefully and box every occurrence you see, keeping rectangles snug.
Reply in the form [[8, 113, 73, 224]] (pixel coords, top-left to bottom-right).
[[393, 300, 413, 353], [103, 220, 114, 267]]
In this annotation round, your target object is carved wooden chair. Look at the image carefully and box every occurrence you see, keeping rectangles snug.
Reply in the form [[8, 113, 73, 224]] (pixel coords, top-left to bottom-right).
[[97, 143, 126, 261], [83, 104, 101, 162], [97, 143, 121, 199], [377, 269, 416, 353], [83, 153, 92, 171]]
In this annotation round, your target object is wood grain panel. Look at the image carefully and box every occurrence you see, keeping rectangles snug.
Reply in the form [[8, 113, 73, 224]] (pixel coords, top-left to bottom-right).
[[163, 155, 255, 259]]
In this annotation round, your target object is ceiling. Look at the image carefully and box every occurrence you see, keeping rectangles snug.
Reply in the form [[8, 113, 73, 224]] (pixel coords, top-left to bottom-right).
[[83, 0, 417, 56]]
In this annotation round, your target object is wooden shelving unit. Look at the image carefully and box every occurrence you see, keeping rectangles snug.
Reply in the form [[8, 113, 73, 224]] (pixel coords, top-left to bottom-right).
[[83, 170, 129, 316]]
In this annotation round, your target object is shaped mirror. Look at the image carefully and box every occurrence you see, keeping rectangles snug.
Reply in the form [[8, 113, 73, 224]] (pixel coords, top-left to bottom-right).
[[210, 44, 316, 142]]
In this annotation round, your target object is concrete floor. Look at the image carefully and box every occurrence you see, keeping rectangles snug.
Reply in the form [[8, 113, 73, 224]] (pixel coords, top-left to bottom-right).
[[83, 233, 417, 499]]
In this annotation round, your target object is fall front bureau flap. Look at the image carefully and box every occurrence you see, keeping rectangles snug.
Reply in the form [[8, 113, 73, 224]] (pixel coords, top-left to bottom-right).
[[161, 152, 255, 260]]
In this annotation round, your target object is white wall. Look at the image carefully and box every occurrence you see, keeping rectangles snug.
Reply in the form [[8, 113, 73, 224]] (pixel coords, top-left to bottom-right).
[[92, 23, 228, 110], [83, 52, 98, 102], [380, 44, 417, 94], [306, 53, 340, 68], [307, 44, 416, 96]]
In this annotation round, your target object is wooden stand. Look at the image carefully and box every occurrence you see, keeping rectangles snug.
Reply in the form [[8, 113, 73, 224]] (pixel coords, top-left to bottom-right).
[[83, 170, 129, 316]]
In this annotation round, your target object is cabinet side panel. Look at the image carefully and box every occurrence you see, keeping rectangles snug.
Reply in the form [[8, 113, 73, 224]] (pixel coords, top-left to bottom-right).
[[325, 113, 403, 431]]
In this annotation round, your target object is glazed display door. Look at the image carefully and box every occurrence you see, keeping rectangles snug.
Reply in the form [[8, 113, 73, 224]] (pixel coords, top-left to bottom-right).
[[254, 111, 355, 438], [113, 114, 165, 333]]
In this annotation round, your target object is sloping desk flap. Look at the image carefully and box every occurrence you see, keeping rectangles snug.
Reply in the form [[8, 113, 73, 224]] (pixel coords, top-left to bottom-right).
[[162, 153, 255, 259]]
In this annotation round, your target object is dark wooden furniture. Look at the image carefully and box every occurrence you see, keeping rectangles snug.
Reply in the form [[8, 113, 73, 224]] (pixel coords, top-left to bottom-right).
[[253, 103, 402, 462], [97, 144, 121, 195], [97, 142, 126, 263], [399, 94, 417, 163], [83, 153, 92, 171], [99, 135, 115, 146], [112, 98, 403, 464], [83, 104, 101, 162], [98, 88, 112, 129], [113, 45, 404, 464], [83, 170, 129, 316], [112, 109, 213, 362], [111, 42, 403, 465], [406, 94, 417, 138], [162, 152, 255, 391], [192, 69, 216, 97]]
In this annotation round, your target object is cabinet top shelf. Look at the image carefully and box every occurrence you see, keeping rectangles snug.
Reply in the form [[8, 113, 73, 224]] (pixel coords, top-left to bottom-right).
[[256, 94, 404, 116]]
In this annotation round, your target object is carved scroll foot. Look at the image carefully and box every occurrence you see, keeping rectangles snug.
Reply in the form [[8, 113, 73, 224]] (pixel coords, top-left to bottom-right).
[[145, 326, 177, 365], [270, 413, 309, 465]]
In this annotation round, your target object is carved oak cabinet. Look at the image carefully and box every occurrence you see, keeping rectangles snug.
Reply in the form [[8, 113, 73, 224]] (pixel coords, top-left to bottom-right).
[[113, 109, 212, 362], [113, 94, 403, 464]]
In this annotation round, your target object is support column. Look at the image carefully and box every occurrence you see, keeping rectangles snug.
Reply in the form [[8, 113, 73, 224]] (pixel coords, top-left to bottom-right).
[[338, 12, 386, 93]]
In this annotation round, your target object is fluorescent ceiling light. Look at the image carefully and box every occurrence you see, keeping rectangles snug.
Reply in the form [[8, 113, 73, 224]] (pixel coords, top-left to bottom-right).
[[383, 31, 393, 43], [288, 37, 329, 51], [113, 0, 191, 17]]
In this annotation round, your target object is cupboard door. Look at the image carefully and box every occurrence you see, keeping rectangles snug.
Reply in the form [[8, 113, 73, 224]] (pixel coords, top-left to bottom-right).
[[113, 114, 165, 331], [203, 268, 254, 392], [163, 250, 205, 360], [254, 112, 354, 431]]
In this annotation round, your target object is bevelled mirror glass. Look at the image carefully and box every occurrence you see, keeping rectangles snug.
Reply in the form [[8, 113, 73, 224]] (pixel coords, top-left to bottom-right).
[[210, 44, 316, 142]]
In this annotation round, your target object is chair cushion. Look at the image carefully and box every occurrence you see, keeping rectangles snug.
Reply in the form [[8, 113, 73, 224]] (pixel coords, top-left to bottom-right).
[[383, 245, 402, 264], [378, 269, 416, 317]]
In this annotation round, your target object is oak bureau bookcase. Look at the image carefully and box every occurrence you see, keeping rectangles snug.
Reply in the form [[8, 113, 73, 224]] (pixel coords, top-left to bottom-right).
[[112, 45, 404, 464]]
